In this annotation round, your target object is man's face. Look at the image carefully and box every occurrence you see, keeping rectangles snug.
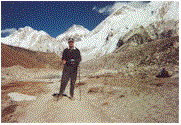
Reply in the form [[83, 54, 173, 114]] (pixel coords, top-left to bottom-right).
[[68, 40, 74, 47]]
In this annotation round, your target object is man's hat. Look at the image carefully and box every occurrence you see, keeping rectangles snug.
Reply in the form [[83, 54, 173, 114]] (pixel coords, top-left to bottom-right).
[[68, 38, 74, 42]]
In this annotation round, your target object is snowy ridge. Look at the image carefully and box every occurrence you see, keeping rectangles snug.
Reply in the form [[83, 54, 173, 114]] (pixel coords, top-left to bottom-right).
[[1, 26, 64, 55], [56, 24, 90, 49], [56, 24, 90, 39], [75, 1, 179, 62]]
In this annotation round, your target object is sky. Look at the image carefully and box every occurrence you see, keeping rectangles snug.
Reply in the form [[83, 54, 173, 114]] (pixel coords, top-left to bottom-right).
[[1, 1, 150, 38]]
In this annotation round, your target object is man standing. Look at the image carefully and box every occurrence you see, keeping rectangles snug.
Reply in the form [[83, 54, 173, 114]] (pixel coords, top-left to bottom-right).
[[58, 38, 81, 100]]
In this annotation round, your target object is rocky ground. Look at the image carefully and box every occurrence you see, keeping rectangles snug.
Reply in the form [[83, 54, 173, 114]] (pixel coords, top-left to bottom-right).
[[1, 36, 179, 123], [1, 63, 179, 123], [85, 69, 179, 123], [1, 67, 61, 123]]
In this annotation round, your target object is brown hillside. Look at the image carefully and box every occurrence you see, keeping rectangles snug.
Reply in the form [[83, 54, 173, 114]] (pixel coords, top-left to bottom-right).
[[1, 43, 62, 69], [35, 51, 62, 70], [1, 43, 46, 68]]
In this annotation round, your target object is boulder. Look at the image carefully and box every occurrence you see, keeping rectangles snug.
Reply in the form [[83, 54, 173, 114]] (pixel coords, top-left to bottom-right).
[[117, 39, 124, 48], [119, 95, 125, 98], [118, 66, 128, 73], [88, 87, 99, 93], [137, 72, 148, 79], [156, 68, 172, 78], [172, 73, 179, 78], [130, 42, 138, 46], [8, 92, 36, 102], [173, 41, 179, 48], [101, 102, 109, 106], [174, 66, 179, 73], [127, 63, 135, 69]]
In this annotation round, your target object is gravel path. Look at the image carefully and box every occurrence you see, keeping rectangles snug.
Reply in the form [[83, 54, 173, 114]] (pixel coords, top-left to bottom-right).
[[17, 80, 115, 123]]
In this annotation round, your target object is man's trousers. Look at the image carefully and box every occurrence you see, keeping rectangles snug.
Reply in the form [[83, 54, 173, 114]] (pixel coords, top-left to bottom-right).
[[59, 65, 78, 98]]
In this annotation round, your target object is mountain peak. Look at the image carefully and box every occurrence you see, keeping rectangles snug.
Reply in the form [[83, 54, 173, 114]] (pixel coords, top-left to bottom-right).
[[56, 24, 90, 42], [25, 26, 34, 30], [19, 26, 34, 31], [66, 24, 89, 33]]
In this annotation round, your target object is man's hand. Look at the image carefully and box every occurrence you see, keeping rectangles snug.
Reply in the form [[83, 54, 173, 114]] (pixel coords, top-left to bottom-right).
[[62, 59, 66, 65]]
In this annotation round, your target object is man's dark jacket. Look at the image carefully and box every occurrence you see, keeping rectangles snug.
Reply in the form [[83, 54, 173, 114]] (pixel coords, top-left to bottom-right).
[[62, 48, 81, 66]]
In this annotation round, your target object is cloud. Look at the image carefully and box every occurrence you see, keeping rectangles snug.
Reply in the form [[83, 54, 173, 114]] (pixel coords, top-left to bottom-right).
[[92, 4, 113, 15], [93, 1, 149, 15], [92, 2, 128, 15], [1, 28, 17, 37], [92, 6, 109, 15], [1, 28, 17, 34]]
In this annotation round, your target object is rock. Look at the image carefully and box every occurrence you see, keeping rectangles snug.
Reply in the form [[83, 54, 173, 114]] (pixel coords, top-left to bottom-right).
[[156, 68, 172, 78], [127, 63, 135, 69], [75, 82, 86, 88], [130, 42, 138, 46], [137, 72, 148, 79], [96, 76, 100, 79], [156, 83, 164, 87], [129, 72, 135, 76], [117, 39, 124, 48], [145, 55, 151, 62], [124, 73, 129, 77], [173, 42, 179, 48], [1, 104, 18, 117], [174, 66, 179, 72], [172, 73, 179, 78], [119, 95, 125, 98], [88, 87, 99, 93], [159, 30, 173, 39], [101, 102, 109, 106], [7, 92, 36, 102], [119, 66, 128, 73], [168, 71, 173, 75]]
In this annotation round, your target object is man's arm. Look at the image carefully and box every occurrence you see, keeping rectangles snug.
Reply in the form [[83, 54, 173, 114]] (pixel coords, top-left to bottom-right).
[[62, 49, 67, 65], [77, 49, 82, 63]]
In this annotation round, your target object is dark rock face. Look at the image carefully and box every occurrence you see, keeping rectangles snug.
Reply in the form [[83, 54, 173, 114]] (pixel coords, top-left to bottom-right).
[[1, 105, 18, 117], [159, 30, 173, 39], [52, 93, 59, 97], [117, 39, 124, 48], [156, 68, 172, 78]]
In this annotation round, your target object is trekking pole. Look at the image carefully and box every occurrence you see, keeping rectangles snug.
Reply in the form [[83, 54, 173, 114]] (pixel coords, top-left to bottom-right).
[[79, 66, 81, 101]]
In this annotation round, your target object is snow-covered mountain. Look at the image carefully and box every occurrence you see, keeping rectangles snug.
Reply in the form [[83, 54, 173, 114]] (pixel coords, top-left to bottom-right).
[[1, 24, 89, 55], [1, 26, 64, 55], [75, 1, 179, 61], [56, 24, 90, 48], [56, 24, 90, 40], [1, 1, 179, 62]]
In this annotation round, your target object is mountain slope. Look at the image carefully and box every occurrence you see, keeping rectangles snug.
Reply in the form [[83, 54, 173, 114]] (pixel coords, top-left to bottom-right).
[[1, 43, 45, 68], [75, 1, 179, 62], [1, 43, 62, 69]]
